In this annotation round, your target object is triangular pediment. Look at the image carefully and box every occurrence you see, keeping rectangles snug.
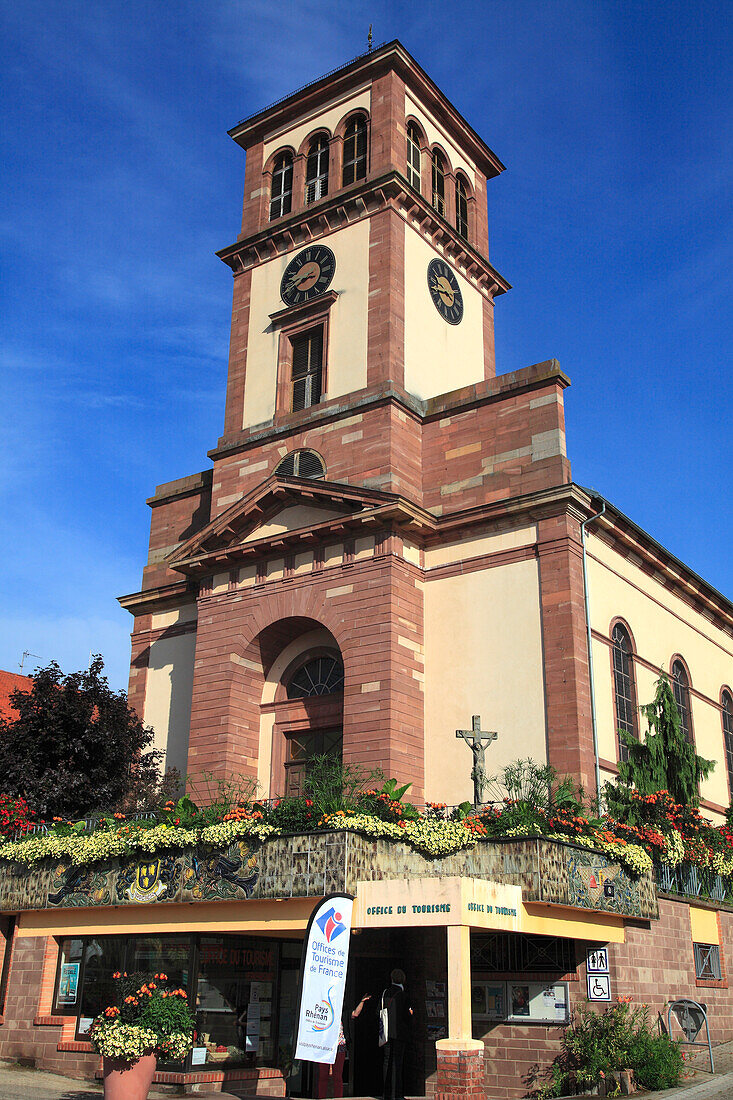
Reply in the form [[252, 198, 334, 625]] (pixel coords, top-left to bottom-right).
[[167, 475, 433, 576]]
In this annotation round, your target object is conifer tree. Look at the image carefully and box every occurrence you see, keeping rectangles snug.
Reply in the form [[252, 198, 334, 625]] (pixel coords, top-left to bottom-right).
[[606, 673, 715, 817]]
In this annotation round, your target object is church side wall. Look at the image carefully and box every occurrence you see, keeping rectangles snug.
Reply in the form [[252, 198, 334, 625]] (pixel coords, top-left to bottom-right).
[[587, 532, 733, 815], [142, 617, 197, 778], [423, 549, 547, 805]]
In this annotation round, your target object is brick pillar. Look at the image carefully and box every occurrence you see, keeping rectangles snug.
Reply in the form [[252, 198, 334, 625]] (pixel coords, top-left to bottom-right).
[[435, 1042, 485, 1100], [537, 510, 597, 793]]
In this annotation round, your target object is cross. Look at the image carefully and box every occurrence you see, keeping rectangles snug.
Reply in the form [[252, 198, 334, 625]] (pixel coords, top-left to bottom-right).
[[456, 715, 498, 805]]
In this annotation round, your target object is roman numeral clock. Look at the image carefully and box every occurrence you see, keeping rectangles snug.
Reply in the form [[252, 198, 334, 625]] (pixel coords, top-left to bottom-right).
[[280, 245, 336, 306], [427, 257, 464, 325]]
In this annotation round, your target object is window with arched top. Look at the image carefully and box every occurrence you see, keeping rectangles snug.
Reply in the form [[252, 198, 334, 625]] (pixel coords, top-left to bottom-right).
[[407, 122, 422, 192], [305, 135, 329, 204], [611, 623, 637, 761], [274, 449, 325, 480], [286, 655, 344, 699], [269, 152, 293, 221], [342, 116, 368, 186], [431, 150, 446, 216], [671, 659, 693, 744], [455, 175, 469, 240], [722, 690, 733, 799]]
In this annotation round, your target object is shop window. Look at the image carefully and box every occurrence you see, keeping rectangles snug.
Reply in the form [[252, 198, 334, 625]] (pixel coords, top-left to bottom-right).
[[274, 449, 325, 480], [694, 943, 722, 980], [196, 936, 276, 1067], [431, 150, 446, 216], [75, 935, 127, 1037], [342, 116, 368, 186], [672, 659, 693, 744], [0, 916, 15, 1014], [269, 152, 293, 221], [612, 622, 637, 760], [53, 937, 84, 1015], [305, 135, 329, 204], [290, 327, 323, 411], [407, 122, 422, 191], [722, 690, 733, 799], [455, 175, 469, 240]]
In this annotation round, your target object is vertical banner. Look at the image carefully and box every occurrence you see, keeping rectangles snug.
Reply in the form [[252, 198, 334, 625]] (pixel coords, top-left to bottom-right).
[[294, 893, 354, 1064]]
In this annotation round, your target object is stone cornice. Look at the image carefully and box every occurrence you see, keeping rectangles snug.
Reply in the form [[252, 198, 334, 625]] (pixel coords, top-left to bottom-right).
[[216, 171, 510, 298]]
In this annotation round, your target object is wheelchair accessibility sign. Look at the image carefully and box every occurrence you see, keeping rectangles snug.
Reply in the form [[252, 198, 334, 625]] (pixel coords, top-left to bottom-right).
[[587, 973, 612, 1001]]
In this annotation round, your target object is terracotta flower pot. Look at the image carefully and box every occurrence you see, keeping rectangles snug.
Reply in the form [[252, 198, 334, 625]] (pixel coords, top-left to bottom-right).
[[103, 1052, 157, 1100]]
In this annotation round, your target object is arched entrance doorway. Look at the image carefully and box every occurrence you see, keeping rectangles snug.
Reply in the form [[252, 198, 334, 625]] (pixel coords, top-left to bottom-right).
[[256, 620, 344, 800]]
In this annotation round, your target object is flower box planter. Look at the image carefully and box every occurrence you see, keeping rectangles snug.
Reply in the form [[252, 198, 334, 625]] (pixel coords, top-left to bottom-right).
[[103, 1052, 156, 1099], [566, 1068, 636, 1096]]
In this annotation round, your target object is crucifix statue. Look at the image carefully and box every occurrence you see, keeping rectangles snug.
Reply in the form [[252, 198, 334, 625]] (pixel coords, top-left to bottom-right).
[[456, 715, 498, 804]]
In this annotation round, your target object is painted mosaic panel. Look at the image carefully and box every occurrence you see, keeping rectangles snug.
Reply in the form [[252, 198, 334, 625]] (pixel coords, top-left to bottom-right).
[[0, 833, 656, 919]]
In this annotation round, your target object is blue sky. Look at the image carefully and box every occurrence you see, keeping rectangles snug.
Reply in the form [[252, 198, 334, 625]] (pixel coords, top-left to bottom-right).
[[1, 0, 731, 690]]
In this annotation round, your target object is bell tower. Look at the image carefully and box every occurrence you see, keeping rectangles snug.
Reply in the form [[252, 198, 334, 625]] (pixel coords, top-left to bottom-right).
[[214, 40, 510, 501]]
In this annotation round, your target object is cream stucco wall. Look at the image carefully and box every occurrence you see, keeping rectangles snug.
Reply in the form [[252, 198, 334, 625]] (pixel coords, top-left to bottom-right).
[[424, 558, 547, 805], [243, 504, 346, 542], [424, 526, 537, 570], [244, 219, 370, 428], [403, 227, 485, 401], [262, 86, 371, 163], [405, 91, 477, 186], [587, 532, 733, 812], [143, 628, 196, 777]]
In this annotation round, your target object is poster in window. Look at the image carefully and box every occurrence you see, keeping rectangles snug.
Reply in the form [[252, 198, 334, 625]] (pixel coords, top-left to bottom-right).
[[485, 984, 505, 1020], [57, 962, 80, 1005], [471, 984, 486, 1015], [510, 984, 530, 1017]]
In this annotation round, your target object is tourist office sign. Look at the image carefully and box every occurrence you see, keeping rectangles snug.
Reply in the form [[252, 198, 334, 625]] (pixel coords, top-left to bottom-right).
[[353, 876, 522, 931], [295, 893, 354, 1065]]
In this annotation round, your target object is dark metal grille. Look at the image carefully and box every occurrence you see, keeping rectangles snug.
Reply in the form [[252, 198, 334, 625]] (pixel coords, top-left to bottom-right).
[[693, 943, 722, 980], [723, 692, 733, 800], [269, 153, 293, 221], [672, 660, 693, 744], [305, 135, 329, 204], [455, 176, 468, 240], [342, 117, 368, 186], [407, 123, 421, 191], [612, 623, 637, 760], [471, 933, 575, 975], [291, 328, 323, 411], [431, 150, 445, 216]]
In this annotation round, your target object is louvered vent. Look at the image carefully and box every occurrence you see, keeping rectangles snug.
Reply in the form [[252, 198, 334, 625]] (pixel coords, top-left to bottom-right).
[[275, 450, 326, 480]]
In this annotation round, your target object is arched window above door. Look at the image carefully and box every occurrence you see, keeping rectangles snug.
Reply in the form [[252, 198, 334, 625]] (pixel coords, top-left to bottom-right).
[[286, 654, 344, 699]]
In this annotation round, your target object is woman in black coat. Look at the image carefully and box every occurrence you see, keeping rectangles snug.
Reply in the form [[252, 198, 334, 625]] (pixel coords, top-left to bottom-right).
[[381, 968, 413, 1100]]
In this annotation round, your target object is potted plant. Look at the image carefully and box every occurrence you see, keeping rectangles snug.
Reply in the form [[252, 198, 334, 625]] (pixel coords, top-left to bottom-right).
[[89, 971, 195, 1100]]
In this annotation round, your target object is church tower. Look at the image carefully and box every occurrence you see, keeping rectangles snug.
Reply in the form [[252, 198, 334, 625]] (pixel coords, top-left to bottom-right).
[[121, 41, 591, 804]]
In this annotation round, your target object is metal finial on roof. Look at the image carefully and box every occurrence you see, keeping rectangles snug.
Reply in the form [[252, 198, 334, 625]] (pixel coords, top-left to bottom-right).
[[368, 24, 373, 51]]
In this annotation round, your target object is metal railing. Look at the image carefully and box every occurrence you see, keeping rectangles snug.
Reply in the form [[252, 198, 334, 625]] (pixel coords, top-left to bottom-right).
[[654, 860, 733, 904]]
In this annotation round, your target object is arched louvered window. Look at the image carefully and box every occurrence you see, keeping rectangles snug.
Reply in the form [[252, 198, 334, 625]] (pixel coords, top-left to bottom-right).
[[611, 623, 637, 761], [672, 660, 693, 744], [407, 122, 422, 192], [722, 690, 733, 799], [342, 116, 368, 186], [274, 450, 325, 480], [270, 152, 293, 221], [431, 150, 446, 216], [455, 175, 469, 240], [305, 135, 329, 204], [286, 655, 344, 699]]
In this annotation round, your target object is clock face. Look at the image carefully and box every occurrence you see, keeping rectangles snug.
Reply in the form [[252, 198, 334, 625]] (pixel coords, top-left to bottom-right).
[[427, 258, 463, 324], [280, 245, 336, 306]]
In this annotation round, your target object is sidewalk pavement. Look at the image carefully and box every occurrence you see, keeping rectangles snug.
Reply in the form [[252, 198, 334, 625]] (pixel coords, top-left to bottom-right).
[[0, 1062, 243, 1099]]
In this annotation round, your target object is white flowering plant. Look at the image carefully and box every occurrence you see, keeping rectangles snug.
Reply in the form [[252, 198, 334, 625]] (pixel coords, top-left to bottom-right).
[[89, 971, 195, 1063]]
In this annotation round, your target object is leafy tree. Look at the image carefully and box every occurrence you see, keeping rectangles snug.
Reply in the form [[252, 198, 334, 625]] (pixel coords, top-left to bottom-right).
[[605, 672, 714, 816], [0, 656, 163, 819]]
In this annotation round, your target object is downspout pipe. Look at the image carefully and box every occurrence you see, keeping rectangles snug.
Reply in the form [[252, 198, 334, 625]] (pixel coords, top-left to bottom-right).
[[580, 494, 606, 805]]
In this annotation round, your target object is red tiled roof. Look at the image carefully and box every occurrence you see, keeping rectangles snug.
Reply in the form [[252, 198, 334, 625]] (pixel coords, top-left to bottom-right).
[[0, 670, 32, 722]]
